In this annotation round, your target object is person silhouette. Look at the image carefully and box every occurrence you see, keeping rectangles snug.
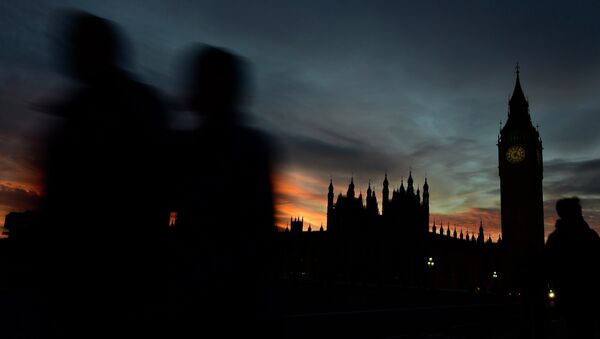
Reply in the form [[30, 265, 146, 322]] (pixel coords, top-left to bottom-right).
[[169, 46, 277, 338], [545, 197, 600, 338], [39, 11, 169, 339]]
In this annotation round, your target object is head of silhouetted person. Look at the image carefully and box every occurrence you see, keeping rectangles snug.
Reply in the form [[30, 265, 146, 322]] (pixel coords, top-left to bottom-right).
[[188, 46, 246, 122], [63, 12, 122, 83], [556, 197, 583, 221]]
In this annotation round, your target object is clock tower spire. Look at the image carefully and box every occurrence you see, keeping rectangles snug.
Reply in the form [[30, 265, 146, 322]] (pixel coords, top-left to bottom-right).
[[497, 65, 544, 292]]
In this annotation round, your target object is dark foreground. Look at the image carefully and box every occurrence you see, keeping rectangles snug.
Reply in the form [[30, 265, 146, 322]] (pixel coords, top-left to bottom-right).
[[1, 283, 569, 339], [277, 283, 566, 339]]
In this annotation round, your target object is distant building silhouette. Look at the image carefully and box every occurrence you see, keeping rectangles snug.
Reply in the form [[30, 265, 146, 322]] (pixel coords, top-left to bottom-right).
[[497, 65, 545, 293], [276, 173, 500, 291], [3, 211, 42, 242]]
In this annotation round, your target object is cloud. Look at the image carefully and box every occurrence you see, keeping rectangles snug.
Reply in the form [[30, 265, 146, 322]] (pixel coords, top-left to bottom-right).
[[544, 158, 600, 197]]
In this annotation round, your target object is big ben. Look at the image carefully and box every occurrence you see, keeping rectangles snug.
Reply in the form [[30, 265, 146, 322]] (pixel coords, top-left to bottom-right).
[[497, 65, 545, 292]]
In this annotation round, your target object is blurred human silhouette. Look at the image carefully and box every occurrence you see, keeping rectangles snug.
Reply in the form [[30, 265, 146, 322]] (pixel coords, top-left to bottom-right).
[[39, 11, 168, 339], [169, 46, 277, 338], [545, 197, 600, 338]]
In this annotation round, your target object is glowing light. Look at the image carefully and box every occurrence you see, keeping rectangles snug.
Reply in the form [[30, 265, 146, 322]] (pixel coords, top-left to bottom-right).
[[169, 211, 177, 227], [427, 257, 435, 267], [548, 289, 555, 300], [492, 271, 498, 279]]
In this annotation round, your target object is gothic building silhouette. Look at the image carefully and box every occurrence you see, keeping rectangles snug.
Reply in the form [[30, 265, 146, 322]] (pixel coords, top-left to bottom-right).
[[276, 69, 540, 292], [276, 172, 501, 290]]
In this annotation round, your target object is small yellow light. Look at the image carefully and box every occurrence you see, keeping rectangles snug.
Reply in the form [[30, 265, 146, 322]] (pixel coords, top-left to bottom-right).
[[548, 290, 555, 300]]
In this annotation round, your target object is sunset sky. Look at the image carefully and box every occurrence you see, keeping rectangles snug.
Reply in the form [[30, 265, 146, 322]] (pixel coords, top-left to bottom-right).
[[1, 1, 599, 240]]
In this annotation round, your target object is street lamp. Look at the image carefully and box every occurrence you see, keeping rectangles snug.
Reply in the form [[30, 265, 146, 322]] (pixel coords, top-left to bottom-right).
[[427, 257, 435, 268], [492, 271, 498, 279]]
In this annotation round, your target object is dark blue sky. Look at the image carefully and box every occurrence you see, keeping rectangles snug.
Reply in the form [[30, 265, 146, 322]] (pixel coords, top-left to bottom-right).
[[1, 0, 599, 237]]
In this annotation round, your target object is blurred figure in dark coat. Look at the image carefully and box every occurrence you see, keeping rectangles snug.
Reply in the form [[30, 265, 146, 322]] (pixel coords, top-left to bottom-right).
[[170, 46, 277, 338], [545, 197, 600, 338], [39, 11, 169, 339]]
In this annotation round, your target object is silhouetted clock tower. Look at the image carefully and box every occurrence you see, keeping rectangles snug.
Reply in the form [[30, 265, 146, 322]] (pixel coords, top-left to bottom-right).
[[497, 65, 545, 291]]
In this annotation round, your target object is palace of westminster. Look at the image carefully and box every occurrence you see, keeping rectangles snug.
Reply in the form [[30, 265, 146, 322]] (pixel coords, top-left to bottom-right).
[[275, 67, 545, 292]]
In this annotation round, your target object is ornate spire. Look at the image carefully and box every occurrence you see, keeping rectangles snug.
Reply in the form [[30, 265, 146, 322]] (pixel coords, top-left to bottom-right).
[[508, 62, 530, 122], [347, 176, 355, 198]]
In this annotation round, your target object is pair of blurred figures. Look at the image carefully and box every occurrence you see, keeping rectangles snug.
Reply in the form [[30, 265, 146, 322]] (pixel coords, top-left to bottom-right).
[[37, 12, 277, 338]]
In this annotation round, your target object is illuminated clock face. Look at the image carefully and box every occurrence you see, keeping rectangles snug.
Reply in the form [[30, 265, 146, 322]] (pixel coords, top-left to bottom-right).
[[506, 146, 525, 164]]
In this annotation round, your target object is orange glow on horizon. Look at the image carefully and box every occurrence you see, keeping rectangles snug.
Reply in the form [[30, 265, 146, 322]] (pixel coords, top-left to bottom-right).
[[273, 170, 327, 231]]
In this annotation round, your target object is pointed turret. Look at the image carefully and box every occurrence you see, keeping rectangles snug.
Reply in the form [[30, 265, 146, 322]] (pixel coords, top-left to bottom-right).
[[509, 63, 529, 114], [504, 63, 535, 131], [477, 219, 485, 244], [382, 173, 389, 215], [422, 177, 430, 206], [347, 176, 355, 198], [327, 177, 335, 229], [432, 219, 437, 234], [366, 181, 378, 217], [407, 170, 414, 195]]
